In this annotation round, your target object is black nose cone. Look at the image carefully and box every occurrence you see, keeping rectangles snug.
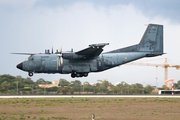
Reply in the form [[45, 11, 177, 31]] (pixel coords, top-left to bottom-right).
[[17, 62, 23, 70]]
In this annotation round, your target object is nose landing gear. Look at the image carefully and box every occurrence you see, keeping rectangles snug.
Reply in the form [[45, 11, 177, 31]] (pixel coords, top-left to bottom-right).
[[28, 72, 34, 77]]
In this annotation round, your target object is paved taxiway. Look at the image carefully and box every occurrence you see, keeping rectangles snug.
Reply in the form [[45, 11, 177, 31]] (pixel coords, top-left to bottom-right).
[[0, 95, 180, 98]]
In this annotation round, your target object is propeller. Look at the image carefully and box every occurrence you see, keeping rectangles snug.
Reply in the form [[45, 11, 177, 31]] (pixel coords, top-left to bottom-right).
[[52, 47, 53, 54], [57, 47, 63, 66], [60, 46, 62, 54]]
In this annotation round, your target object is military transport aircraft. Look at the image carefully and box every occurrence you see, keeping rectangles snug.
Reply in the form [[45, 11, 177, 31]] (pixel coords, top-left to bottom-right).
[[13, 24, 164, 78]]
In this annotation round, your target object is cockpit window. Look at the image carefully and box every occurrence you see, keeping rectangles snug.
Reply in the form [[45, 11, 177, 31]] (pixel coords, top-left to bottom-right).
[[28, 57, 34, 61]]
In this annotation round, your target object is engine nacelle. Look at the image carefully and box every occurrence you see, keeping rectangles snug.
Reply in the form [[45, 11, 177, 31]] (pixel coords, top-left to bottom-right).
[[62, 53, 85, 59]]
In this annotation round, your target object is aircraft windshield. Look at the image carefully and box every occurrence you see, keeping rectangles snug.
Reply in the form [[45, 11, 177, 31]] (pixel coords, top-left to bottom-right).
[[28, 56, 33, 61], [25, 57, 33, 61]]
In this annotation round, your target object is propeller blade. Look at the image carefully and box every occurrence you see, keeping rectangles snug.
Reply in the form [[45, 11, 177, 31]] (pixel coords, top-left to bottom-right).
[[60, 56, 63, 65], [57, 48, 63, 66], [58, 58, 60, 66], [58, 55, 63, 66], [60, 46, 62, 54]]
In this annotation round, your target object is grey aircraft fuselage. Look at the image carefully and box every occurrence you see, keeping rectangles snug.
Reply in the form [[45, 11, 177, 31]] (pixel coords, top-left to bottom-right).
[[15, 24, 164, 78]]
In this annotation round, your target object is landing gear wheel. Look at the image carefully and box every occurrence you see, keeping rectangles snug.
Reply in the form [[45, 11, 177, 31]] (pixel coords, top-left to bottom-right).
[[80, 73, 83, 77], [28, 72, 33, 77], [71, 73, 75, 78], [83, 73, 88, 77], [76, 73, 80, 77]]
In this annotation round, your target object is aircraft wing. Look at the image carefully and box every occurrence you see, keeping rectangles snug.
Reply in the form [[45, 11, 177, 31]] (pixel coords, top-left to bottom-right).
[[75, 43, 109, 57], [11, 53, 35, 55]]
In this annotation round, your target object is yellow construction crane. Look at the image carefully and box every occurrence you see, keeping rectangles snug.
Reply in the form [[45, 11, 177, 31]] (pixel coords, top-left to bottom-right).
[[126, 58, 180, 82]]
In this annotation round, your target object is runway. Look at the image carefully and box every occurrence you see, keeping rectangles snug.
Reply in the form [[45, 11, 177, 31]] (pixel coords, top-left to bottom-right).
[[0, 95, 180, 98]]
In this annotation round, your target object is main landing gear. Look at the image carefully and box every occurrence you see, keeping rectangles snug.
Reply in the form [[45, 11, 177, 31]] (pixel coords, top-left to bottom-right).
[[28, 72, 34, 77], [71, 72, 88, 78]]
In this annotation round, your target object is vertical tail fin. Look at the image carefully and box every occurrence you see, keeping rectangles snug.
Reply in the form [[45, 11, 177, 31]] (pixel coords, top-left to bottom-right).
[[105, 24, 164, 55], [138, 24, 163, 56]]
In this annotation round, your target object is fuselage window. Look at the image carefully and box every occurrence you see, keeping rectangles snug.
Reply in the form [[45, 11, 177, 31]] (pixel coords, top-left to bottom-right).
[[99, 61, 101, 66], [42, 61, 45, 68], [93, 60, 96, 67]]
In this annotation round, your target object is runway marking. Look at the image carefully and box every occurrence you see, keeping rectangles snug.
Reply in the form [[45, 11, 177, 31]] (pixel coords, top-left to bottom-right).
[[0, 95, 180, 98]]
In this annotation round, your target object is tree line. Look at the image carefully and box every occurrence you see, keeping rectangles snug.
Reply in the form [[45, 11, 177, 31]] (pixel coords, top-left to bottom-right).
[[0, 74, 180, 95]]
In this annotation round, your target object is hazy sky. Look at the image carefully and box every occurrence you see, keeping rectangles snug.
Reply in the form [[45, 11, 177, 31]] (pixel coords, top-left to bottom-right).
[[0, 0, 180, 87]]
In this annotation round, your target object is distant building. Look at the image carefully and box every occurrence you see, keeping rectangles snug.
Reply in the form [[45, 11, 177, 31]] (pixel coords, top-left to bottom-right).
[[165, 83, 173, 89], [107, 86, 112, 91], [151, 87, 159, 94], [158, 89, 180, 94], [39, 81, 59, 88]]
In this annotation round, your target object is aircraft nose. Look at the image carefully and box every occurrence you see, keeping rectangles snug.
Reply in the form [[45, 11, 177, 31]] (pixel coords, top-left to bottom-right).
[[16, 62, 23, 70]]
